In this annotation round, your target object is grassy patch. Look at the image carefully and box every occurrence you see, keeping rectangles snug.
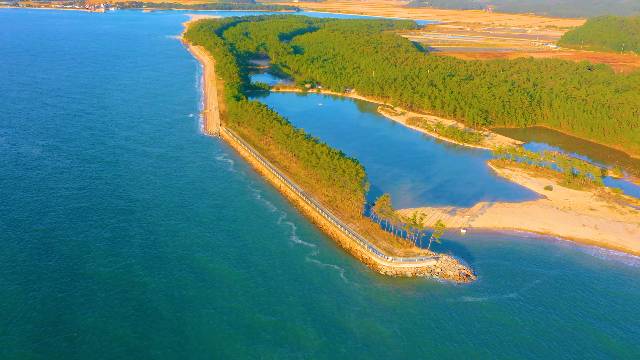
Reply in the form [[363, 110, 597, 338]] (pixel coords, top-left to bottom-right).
[[406, 117, 485, 145]]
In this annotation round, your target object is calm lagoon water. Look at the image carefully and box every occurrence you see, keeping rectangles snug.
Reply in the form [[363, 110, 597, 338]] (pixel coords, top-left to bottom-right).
[[251, 91, 538, 208], [2, 9, 640, 359]]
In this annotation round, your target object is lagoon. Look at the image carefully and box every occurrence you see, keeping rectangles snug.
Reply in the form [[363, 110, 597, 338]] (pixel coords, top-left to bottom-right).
[[251, 91, 538, 208]]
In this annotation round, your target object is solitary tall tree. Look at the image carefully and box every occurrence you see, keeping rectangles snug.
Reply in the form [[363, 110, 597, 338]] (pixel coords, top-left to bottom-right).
[[428, 220, 446, 250], [412, 211, 426, 247], [372, 193, 396, 232]]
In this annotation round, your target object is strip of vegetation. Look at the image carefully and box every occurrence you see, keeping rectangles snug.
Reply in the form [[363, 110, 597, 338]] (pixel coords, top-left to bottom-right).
[[406, 117, 484, 145], [185, 18, 367, 220], [185, 17, 446, 256], [492, 146, 605, 189], [117, 1, 299, 11], [217, 16, 640, 157], [558, 15, 640, 53]]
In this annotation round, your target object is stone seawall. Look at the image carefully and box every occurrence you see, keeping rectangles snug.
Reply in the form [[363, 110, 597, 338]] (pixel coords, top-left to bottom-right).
[[220, 128, 476, 282]]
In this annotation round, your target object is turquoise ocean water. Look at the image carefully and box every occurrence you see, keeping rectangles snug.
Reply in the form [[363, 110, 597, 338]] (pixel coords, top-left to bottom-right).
[[1, 9, 639, 359]]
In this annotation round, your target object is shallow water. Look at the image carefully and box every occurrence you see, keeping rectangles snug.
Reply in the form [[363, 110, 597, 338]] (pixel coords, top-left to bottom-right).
[[250, 72, 293, 87], [523, 141, 640, 198], [2, 9, 640, 359], [493, 126, 640, 175], [494, 127, 640, 198]]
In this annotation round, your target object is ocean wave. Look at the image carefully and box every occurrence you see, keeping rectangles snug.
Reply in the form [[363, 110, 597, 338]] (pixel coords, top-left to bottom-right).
[[458, 295, 489, 302], [305, 255, 350, 284], [541, 234, 640, 267], [276, 212, 316, 248], [194, 62, 204, 134], [214, 152, 238, 174], [453, 279, 541, 303], [251, 186, 277, 213], [579, 246, 640, 267], [263, 194, 351, 283], [483, 229, 640, 268]]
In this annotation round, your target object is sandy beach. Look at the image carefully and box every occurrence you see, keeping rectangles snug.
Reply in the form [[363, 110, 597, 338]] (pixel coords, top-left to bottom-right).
[[399, 162, 640, 256], [186, 45, 221, 135], [181, 15, 222, 135]]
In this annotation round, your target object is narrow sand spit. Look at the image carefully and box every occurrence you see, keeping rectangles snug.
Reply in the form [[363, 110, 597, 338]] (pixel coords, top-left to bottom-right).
[[184, 16, 639, 258], [399, 163, 640, 256]]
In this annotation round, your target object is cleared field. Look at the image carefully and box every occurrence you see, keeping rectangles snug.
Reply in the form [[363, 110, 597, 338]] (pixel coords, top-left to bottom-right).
[[403, 23, 564, 49], [405, 24, 640, 73], [437, 50, 640, 73]]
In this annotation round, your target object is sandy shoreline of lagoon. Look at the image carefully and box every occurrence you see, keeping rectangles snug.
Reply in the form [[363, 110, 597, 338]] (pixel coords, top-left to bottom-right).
[[398, 162, 640, 257], [271, 86, 520, 150]]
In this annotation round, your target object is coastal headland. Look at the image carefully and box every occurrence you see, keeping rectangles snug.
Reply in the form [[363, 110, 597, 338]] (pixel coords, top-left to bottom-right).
[[181, 19, 476, 282]]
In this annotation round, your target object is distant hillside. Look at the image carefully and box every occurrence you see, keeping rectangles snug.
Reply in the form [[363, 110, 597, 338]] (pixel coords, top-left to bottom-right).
[[407, 0, 640, 18], [558, 16, 640, 53]]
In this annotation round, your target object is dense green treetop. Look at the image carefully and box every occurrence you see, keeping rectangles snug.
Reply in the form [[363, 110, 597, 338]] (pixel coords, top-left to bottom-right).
[[559, 15, 640, 53], [217, 16, 640, 156], [184, 18, 369, 218]]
